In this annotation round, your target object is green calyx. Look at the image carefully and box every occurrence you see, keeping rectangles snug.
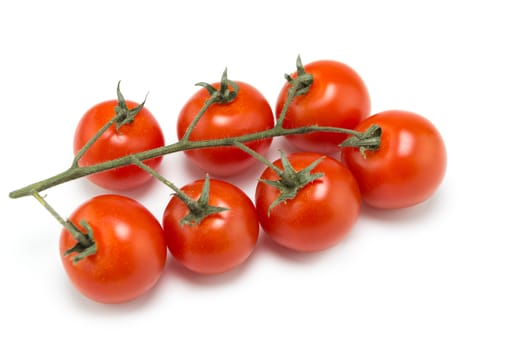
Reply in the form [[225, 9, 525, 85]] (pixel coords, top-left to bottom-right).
[[285, 55, 314, 97], [260, 151, 325, 216], [63, 220, 97, 264], [130, 157, 228, 227], [114, 81, 148, 131], [340, 124, 382, 158], [31, 191, 97, 265], [129, 156, 229, 226], [275, 55, 314, 128], [180, 69, 240, 142], [179, 175, 229, 226], [195, 68, 239, 104]]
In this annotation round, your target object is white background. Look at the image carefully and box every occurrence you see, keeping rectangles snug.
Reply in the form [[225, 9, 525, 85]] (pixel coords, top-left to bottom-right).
[[1, 1, 524, 349]]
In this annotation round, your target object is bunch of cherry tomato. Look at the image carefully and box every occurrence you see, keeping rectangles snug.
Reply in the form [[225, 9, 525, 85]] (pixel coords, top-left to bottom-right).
[[59, 57, 446, 304]]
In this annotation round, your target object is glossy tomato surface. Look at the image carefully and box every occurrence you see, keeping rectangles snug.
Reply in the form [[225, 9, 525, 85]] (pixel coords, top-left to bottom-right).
[[341, 110, 447, 209], [255, 152, 361, 252], [163, 179, 259, 274], [59, 194, 167, 304], [177, 81, 274, 176], [275, 60, 371, 154], [73, 100, 165, 190]]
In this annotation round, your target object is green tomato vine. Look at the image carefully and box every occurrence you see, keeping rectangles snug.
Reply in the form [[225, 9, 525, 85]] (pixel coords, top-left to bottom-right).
[[8, 55, 382, 262]]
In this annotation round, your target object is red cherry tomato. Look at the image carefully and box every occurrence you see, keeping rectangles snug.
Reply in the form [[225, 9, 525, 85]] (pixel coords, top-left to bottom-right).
[[59, 194, 167, 304], [341, 110, 447, 209], [275, 60, 371, 154], [177, 81, 274, 176], [163, 179, 259, 274], [255, 152, 361, 252], [73, 100, 165, 190]]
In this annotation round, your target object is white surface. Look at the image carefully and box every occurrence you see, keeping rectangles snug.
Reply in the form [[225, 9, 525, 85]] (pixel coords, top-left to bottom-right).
[[1, 1, 524, 349]]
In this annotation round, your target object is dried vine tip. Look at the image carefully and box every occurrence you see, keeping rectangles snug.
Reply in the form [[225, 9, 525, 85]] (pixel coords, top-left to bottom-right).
[[296, 55, 306, 76], [260, 151, 325, 215], [220, 68, 229, 89], [339, 124, 382, 158], [179, 175, 229, 226]]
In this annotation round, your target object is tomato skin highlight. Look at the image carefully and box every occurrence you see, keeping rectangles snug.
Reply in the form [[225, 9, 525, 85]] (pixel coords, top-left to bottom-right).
[[73, 100, 165, 190], [59, 194, 167, 304], [255, 153, 361, 252], [341, 110, 447, 209], [163, 179, 259, 274], [177, 81, 274, 176], [275, 60, 371, 154]]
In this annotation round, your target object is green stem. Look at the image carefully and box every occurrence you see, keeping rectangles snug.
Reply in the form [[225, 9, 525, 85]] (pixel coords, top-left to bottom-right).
[[9, 124, 379, 199], [31, 191, 92, 247], [276, 55, 314, 127], [130, 156, 228, 225], [276, 85, 297, 128], [232, 141, 282, 174], [130, 156, 199, 212], [339, 124, 382, 158], [72, 81, 146, 167], [72, 117, 117, 167], [181, 68, 239, 142], [181, 97, 217, 142]]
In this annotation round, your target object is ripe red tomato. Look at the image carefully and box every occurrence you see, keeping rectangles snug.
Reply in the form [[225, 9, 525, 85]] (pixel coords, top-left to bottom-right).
[[177, 81, 274, 176], [73, 99, 165, 190], [163, 178, 259, 274], [340, 110, 447, 209], [59, 194, 167, 304], [255, 152, 361, 252], [275, 60, 371, 154]]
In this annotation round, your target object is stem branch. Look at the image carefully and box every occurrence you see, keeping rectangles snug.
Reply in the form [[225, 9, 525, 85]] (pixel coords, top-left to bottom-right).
[[130, 156, 199, 212], [181, 97, 216, 142], [72, 117, 117, 167], [232, 141, 282, 174], [31, 191, 92, 247], [9, 124, 378, 199]]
